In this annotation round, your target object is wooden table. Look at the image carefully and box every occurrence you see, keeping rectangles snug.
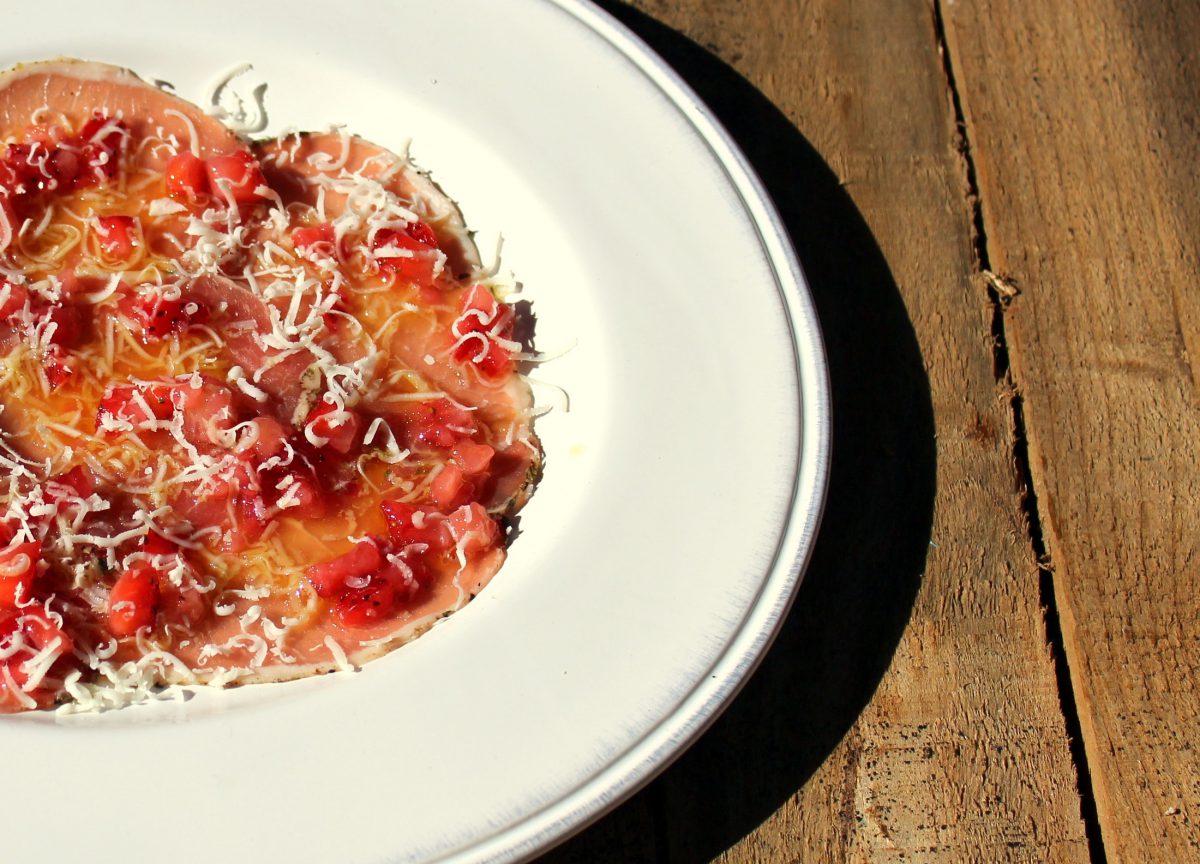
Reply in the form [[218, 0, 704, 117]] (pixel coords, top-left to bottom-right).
[[538, 1, 1199, 861]]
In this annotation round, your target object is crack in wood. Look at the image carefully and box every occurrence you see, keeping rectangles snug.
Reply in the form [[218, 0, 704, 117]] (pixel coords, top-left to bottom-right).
[[930, 2, 1108, 862]]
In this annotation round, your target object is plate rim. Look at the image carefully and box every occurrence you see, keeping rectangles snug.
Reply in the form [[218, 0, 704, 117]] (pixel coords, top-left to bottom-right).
[[0, 1, 832, 859], [445, 2, 833, 861]]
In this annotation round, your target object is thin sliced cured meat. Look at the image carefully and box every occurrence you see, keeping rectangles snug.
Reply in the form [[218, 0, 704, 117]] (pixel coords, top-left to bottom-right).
[[0, 58, 240, 168], [184, 272, 321, 421], [255, 132, 540, 502], [256, 130, 480, 277], [0, 60, 543, 713]]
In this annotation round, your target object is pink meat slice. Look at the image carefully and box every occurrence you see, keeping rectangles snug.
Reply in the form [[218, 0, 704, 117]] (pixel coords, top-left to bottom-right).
[[186, 273, 320, 420], [254, 132, 540, 507], [253, 136, 531, 412], [0, 60, 243, 358], [0, 60, 540, 699], [254, 132, 480, 277], [0, 59, 241, 165]]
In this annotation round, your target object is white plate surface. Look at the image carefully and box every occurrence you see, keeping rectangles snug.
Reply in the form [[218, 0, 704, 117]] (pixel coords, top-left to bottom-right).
[[0, 2, 830, 862]]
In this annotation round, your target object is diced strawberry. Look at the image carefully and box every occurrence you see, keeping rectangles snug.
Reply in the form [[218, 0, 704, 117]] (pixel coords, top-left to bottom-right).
[[306, 540, 384, 599], [0, 194, 16, 239], [78, 113, 126, 153], [450, 285, 515, 379], [20, 608, 72, 656], [0, 607, 74, 708], [45, 466, 93, 502], [0, 112, 126, 199], [292, 222, 336, 256], [205, 150, 268, 205], [42, 346, 73, 390], [236, 416, 288, 462], [371, 226, 440, 285], [49, 148, 81, 188], [405, 220, 439, 248], [380, 501, 452, 553], [97, 383, 176, 432], [94, 215, 138, 259], [271, 469, 325, 519], [0, 280, 27, 319], [445, 502, 502, 558], [3, 142, 75, 194], [222, 492, 268, 553], [165, 151, 208, 201], [334, 564, 405, 628], [450, 441, 495, 475], [430, 464, 474, 510], [107, 565, 159, 636], [476, 341, 516, 378], [75, 113, 127, 187], [304, 397, 361, 454], [43, 303, 83, 347], [127, 534, 204, 627], [458, 284, 501, 325], [392, 398, 476, 450], [0, 607, 74, 710], [0, 542, 40, 610], [119, 288, 205, 341], [140, 532, 177, 559]]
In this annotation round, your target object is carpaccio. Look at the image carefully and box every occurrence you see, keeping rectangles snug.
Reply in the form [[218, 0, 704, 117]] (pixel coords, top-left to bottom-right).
[[0, 59, 540, 713]]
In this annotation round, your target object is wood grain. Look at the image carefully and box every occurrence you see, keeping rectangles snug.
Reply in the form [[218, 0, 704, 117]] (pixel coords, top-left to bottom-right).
[[542, 1, 1090, 861], [941, 1, 1200, 860]]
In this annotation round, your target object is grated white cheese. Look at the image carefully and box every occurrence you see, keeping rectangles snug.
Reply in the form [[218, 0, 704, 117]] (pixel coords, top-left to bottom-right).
[[323, 635, 355, 673]]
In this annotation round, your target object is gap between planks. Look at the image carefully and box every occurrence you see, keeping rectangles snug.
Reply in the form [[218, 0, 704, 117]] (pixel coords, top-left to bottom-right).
[[929, 2, 1109, 862]]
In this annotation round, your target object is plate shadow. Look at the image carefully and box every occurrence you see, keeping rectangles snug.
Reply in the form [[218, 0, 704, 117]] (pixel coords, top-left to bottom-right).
[[538, 3, 936, 861]]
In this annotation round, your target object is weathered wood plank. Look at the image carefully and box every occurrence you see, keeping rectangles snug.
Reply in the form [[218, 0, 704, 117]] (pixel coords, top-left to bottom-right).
[[941, 1, 1200, 861], [542, 1, 1090, 861]]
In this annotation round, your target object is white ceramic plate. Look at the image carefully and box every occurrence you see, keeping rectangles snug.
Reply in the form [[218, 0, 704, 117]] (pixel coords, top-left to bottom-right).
[[1, 2, 829, 861]]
